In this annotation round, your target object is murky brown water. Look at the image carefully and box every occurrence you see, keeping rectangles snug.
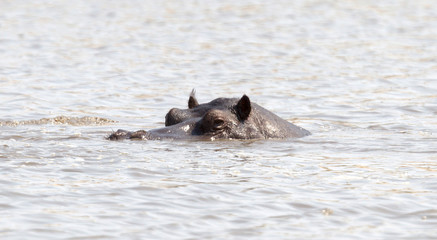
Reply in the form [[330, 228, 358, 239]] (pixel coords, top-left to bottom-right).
[[1, 0, 436, 239]]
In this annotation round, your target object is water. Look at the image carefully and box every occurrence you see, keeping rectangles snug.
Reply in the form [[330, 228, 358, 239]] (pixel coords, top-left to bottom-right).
[[1, 0, 436, 239]]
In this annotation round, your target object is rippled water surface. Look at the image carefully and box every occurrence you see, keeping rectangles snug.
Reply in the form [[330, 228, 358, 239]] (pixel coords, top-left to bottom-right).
[[1, 0, 436, 239]]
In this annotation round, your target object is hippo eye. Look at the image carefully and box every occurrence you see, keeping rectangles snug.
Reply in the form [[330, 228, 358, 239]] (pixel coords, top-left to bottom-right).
[[213, 119, 225, 130]]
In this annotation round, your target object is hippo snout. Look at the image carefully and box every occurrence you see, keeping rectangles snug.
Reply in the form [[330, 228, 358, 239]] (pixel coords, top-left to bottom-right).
[[108, 129, 148, 140]]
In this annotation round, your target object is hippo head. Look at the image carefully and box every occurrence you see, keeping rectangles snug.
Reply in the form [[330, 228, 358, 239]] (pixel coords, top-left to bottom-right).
[[155, 95, 256, 138], [110, 94, 263, 140], [164, 90, 262, 139], [194, 94, 261, 139], [108, 91, 310, 141], [165, 89, 242, 127]]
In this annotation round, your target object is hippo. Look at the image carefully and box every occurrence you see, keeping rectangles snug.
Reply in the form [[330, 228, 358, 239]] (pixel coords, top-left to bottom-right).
[[108, 91, 310, 141]]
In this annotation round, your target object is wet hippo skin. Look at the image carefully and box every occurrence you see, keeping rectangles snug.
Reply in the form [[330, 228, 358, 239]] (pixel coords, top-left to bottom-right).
[[108, 91, 310, 140]]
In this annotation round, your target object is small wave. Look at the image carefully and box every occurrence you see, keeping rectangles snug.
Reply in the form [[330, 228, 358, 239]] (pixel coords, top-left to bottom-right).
[[0, 116, 117, 126]]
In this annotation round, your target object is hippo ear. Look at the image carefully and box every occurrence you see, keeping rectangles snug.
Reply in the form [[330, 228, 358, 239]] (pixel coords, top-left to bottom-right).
[[188, 89, 199, 109], [236, 95, 251, 121]]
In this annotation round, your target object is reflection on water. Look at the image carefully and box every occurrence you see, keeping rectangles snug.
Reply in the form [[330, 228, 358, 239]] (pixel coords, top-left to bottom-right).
[[1, 0, 436, 239]]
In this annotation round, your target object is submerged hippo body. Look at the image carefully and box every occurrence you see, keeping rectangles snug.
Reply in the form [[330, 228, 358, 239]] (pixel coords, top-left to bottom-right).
[[108, 91, 310, 141]]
